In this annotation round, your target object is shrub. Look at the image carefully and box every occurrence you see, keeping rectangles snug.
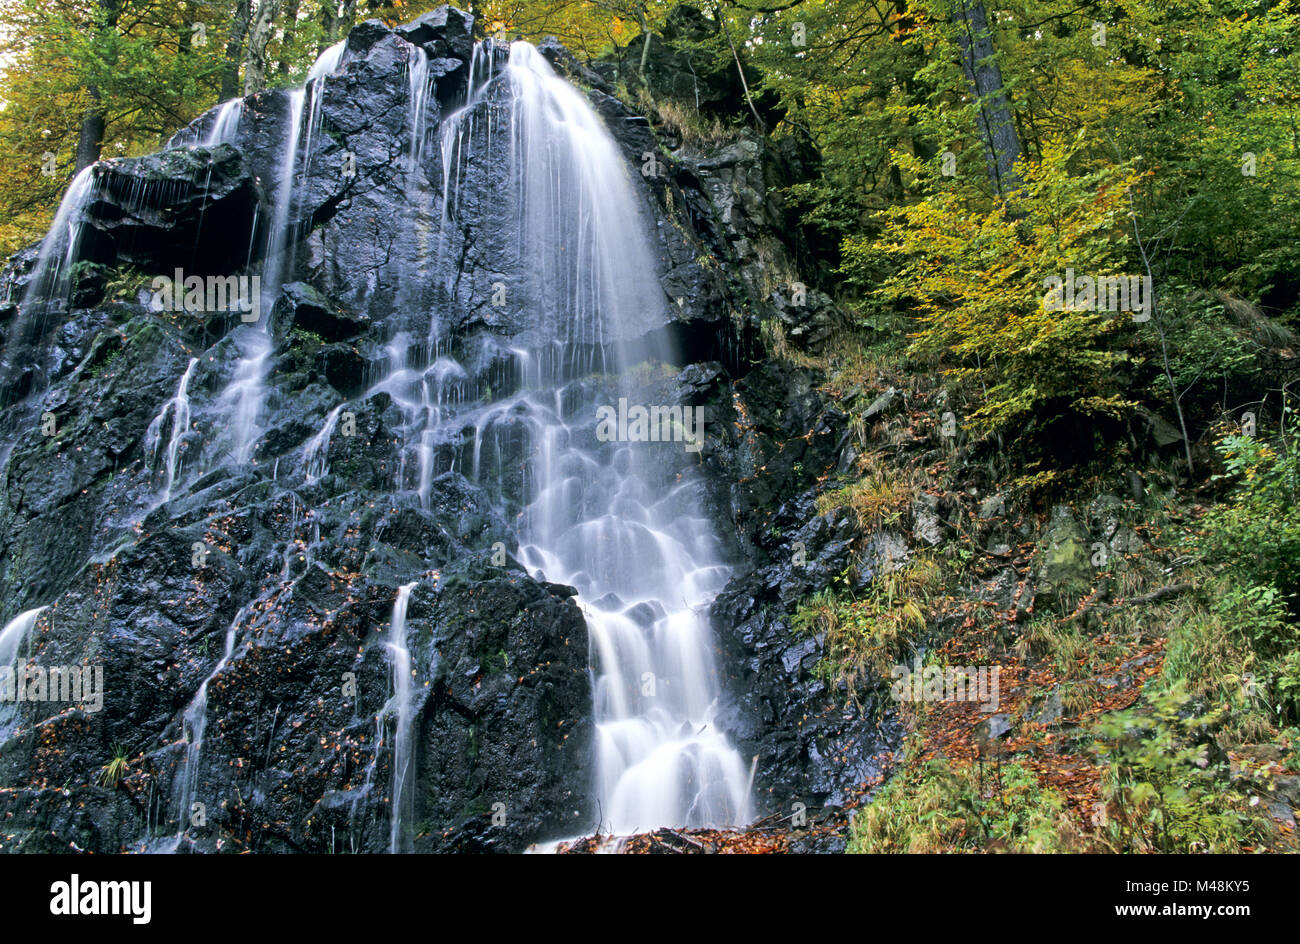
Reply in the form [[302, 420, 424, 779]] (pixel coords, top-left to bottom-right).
[[1094, 686, 1265, 853], [793, 554, 941, 696], [870, 143, 1144, 475], [1197, 426, 1300, 603], [848, 758, 1075, 853]]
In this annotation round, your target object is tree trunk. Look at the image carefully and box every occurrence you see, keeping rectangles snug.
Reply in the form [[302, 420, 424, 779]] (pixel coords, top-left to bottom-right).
[[221, 0, 252, 100], [75, 0, 120, 171], [637, 10, 652, 77], [243, 0, 283, 96], [712, 3, 766, 133], [317, 0, 338, 52], [277, 0, 302, 75], [74, 86, 106, 171], [951, 0, 1022, 197], [894, 0, 936, 192]]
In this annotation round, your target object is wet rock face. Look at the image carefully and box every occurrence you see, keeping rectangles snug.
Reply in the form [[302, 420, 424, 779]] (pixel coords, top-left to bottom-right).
[[80, 146, 263, 278], [409, 569, 594, 851], [0, 6, 867, 852], [0, 8, 598, 855], [396, 6, 475, 67], [694, 360, 902, 814]]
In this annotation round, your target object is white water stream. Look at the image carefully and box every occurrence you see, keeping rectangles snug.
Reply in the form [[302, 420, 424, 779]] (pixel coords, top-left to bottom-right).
[[0, 606, 48, 742], [220, 43, 344, 466], [412, 43, 751, 834], [385, 582, 418, 853], [143, 357, 199, 506]]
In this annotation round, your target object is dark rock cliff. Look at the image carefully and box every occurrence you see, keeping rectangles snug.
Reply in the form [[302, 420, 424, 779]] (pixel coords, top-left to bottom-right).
[[0, 7, 893, 853]]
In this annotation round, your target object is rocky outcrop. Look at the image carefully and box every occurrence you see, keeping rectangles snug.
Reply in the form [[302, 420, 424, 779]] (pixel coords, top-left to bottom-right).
[[1036, 505, 1093, 609], [613, 5, 783, 128], [0, 9, 600, 855], [694, 361, 901, 814], [81, 146, 263, 278]]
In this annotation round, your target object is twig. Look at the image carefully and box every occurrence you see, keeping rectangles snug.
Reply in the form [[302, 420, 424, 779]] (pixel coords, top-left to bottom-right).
[[1074, 582, 1194, 620], [1130, 192, 1195, 475], [712, 3, 767, 133]]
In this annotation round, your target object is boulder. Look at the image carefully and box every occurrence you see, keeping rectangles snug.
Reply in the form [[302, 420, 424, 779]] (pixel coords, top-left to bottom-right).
[[1036, 505, 1094, 608], [79, 145, 262, 277]]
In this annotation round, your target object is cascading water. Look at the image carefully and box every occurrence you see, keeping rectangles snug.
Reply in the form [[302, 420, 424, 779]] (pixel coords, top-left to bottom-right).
[[385, 582, 419, 853], [374, 43, 455, 506], [143, 357, 199, 506], [5, 21, 752, 851], [0, 607, 47, 742], [511, 45, 750, 832], [220, 44, 344, 465], [159, 604, 247, 852], [217, 88, 303, 466], [204, 98, 243, 146], [144, 48, 347, 846], [0, 606, 45, 668], [436, 41, 501, 267], [302, 404, 343, 484], [17, 167, 98, 321], [425, 43, 753, 834], [309, 41, 346, 83], [0, 167, 99, 402]]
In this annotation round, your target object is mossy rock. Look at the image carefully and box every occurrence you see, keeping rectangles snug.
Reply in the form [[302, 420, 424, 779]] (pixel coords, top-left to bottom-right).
[[1036, 505, 1093, 609]]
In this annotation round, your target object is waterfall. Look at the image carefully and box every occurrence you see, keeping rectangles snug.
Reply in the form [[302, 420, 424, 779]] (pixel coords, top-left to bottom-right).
[[1, 167, 99, 400], [4, 24, 751, 849], [372, 43, 446, 505], [444, 43, 751, 834], [143, 357, 199, 506], [302, 404, 343, 484], [203, 99, 242, 146], [436, 41, 502, 275], [0, 606, 45, 669], [220, 44, 343, 466], [217, 86, 302, 466], [370, 39, 752, 836], [308, 41, 346, 83], [18, 167, 98, 322], [402, 44, 434, 328], [507, 44, 750, 833], [406, 48, 433, 181], [385, 582, 418, 853]]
